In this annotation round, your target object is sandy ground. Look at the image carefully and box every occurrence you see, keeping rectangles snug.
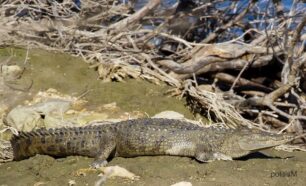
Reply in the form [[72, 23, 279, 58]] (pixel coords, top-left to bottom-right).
[[0, 149, 305, 186]]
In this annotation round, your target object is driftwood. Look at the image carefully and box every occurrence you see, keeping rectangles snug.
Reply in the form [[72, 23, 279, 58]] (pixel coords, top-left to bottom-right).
[[0, 0, 305, 138]]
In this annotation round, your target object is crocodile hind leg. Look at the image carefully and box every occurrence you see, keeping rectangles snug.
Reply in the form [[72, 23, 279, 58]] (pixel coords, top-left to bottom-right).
[[91, 140, 116, 168]]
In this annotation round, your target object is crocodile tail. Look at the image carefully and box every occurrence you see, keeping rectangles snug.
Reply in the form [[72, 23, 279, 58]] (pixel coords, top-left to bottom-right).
[[10, 126, 104, 161]]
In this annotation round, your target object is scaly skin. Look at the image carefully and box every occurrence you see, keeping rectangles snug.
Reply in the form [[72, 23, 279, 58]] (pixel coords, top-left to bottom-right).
[[11, 118, 295, 167]]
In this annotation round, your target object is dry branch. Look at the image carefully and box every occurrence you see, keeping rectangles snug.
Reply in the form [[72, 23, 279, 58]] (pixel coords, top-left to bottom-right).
[[0, 0, 305, 136]]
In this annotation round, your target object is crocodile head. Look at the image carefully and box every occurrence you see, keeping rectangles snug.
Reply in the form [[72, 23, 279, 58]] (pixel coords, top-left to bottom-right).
[[220, 127, 295, 159]]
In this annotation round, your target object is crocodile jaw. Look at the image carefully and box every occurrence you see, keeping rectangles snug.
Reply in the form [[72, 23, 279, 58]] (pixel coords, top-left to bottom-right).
[[238, 136, 293, 151]]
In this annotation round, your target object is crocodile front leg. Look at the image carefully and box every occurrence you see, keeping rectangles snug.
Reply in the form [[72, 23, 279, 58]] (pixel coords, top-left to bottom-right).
[[195, 144, 233, 162], [195, 151, 232, 162], [91, 137, 117, 168]]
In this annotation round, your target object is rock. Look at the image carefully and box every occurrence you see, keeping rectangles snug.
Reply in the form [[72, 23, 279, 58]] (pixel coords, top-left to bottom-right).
[[29, 100, 71, 115], [68, 180, 76, 186], [171, 181, 192, 186], [4, 88, 149, 131], [5, 106, 44, 132], [152, 111, 205, 126], [98, 165, 140, 180], [44, 111, 109, 129], [152, 111, 184, 119], [5, 99, 75, 131], [43, 114, 75, 129], [6, 97, 117, 130], [1, 65, 23, 81], [30, 88, 87, 110]]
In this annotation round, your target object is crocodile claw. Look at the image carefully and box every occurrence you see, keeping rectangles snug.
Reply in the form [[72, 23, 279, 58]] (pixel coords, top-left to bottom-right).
[[90, 160, 108, 169]]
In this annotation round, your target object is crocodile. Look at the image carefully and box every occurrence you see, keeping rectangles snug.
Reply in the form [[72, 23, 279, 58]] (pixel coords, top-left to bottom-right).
[[10, 118, 296, 167]]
